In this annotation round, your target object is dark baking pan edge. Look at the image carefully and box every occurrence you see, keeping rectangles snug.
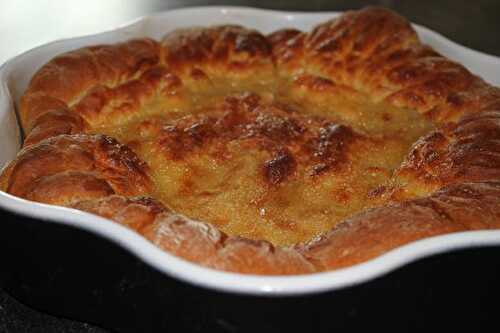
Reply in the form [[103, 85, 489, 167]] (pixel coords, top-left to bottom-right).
[[1, 207, 499, 332]]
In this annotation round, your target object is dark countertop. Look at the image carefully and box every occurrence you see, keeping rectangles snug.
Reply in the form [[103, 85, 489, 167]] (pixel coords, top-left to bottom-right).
[[1, 1, 499, 332]]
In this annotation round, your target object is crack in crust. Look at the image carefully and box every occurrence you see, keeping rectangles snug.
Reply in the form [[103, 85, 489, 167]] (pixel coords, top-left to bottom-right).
[[1, 7, 500, 275]]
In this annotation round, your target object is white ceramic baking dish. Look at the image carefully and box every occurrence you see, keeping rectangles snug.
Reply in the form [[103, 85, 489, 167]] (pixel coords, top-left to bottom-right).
[[1, 6, 500, 296]]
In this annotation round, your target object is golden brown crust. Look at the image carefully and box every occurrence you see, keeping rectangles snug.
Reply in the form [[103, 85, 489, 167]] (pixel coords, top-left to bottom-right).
[[23, 38, 161, 106], [2, 7, 500, 275], [135, 92, 398, 245], [71, 66, 184, 128], [154, 92, 360, 176], [72, 195, 167, 232], [142, 213, 315, 275], [162, 25, 273, 82], [395, 110, 500, 196], [23, 108, 87, 147], [1, 134, 152, 202], [269, 7, 500, 122], [24, 171, 115, 206], [72, 194, 315, 274], [20, 38, 162, 136], [299, 181, 500, 270]]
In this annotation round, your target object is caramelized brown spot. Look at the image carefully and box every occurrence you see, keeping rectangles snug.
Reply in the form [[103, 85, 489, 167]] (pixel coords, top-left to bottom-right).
[[190, 68, 208, 80], [368, 185, 387, 198], [382, 113, 392, 121], [308, 123, 358, 175], [159, 94, 307, 159], [251, 111, 304, 142], [263, 148, 297, 185], [234, 31, 271, 56], [221, 92, 262, 113]]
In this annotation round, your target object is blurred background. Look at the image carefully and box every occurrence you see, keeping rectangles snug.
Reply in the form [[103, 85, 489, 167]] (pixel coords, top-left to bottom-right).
[[1, 0, 499, 332], [1, 0, 500, 66]]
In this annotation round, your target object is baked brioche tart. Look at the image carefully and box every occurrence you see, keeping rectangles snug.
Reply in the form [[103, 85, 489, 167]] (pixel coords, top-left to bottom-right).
[[2, 7, 500, 275]]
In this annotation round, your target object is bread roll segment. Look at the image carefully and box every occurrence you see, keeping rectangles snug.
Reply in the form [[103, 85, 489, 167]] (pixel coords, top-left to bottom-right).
[[1, 7, 500, 275]]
